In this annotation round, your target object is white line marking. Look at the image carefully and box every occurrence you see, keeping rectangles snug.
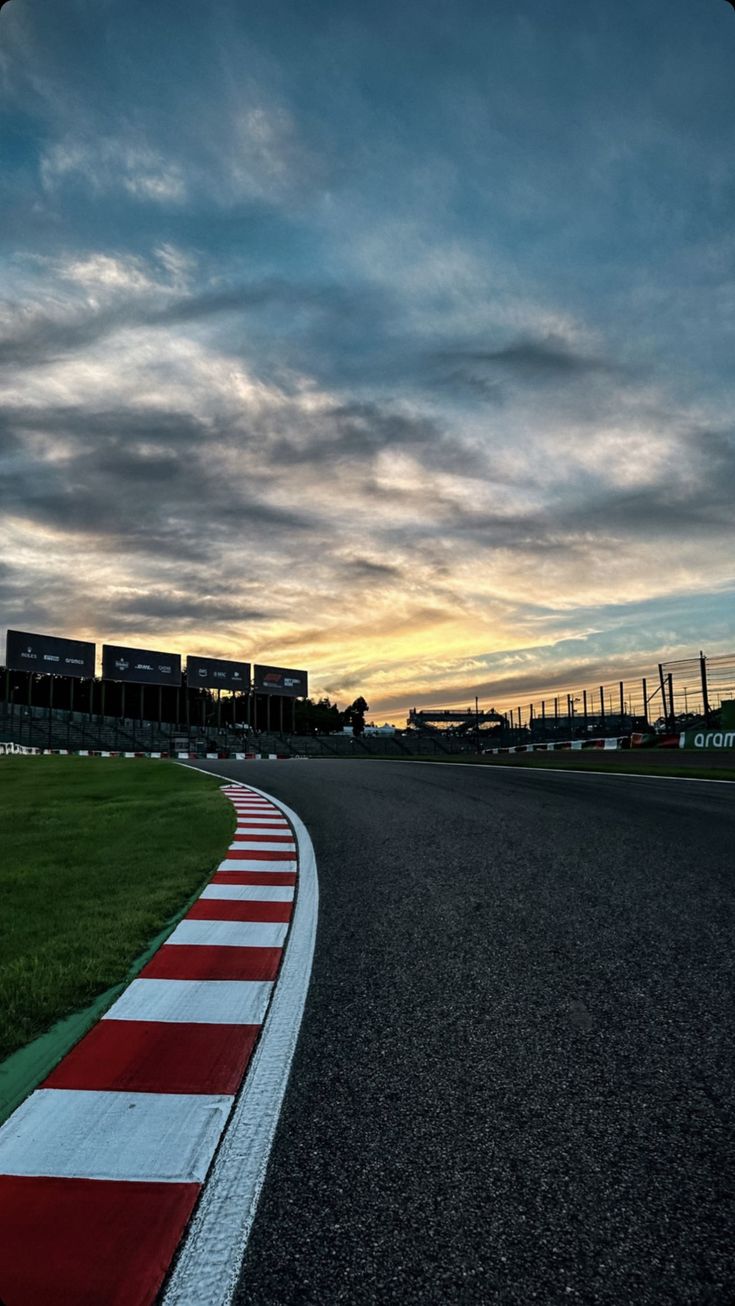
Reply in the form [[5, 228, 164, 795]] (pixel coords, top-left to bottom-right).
[[104, 977, 273, 1023], [0, 1089, 233, 1183], [230, 840, 296, 852], [167, 920, 289, 949], [164, 772, 318, 1306], [357, 759, 735, 785], [201, 884, 294, 903]]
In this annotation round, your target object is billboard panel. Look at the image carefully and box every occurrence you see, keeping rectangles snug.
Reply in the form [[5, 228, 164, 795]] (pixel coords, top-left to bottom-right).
[[5, 629, 95, 679], [254, 665, 308, 697], [187, 656, 251, 692], [102, 644, 181, 687]]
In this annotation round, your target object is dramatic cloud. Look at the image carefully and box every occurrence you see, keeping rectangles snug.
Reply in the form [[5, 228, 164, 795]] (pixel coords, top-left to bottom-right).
[[1, 0, 734, 719]]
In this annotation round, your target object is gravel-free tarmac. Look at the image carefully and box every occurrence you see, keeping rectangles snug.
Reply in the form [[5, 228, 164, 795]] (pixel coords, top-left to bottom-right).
[[190, 759, 734, 1306]]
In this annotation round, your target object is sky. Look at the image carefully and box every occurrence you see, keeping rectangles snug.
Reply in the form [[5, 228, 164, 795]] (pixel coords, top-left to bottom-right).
[[1, 0, 734, 722]]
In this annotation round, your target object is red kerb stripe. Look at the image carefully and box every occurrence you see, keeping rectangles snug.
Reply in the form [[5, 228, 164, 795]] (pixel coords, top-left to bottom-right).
[[212, 871, 296, 886], [222, 849, 296, 861], [140, 943, 282, 981], [187, 898, 292, 923], [0, 1175, 199, 1306], [43, 1020, 260, 1096]]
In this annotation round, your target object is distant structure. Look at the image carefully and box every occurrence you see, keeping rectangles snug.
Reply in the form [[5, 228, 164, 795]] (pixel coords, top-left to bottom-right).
[[408, 706, 507, 732]]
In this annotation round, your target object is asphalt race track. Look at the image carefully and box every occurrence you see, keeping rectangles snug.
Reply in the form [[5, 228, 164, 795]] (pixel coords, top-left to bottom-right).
[[190, 759, 734, 1306]]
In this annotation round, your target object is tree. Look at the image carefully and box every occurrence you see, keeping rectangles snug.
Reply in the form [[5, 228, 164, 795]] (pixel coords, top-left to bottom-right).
[[347, 696, 370, 736], [295, 696, 342, 735]]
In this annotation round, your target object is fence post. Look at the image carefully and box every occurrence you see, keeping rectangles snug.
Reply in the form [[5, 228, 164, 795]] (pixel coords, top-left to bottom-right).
[[619, 681, 624, 725], [583, 689, 588, 734], [657, 663, 667, 732], [668, 673, 676, 731], [642, 678, 647, 725], [700, 651, 711, 724]]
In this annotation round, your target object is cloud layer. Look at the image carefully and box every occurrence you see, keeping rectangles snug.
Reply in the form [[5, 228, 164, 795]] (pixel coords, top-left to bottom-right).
[[1, 0, 734, 718]]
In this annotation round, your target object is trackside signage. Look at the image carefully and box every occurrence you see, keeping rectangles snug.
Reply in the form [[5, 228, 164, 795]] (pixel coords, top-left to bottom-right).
[[254, 665, 308, 697], [186, 656, 251, 692], [5, 629, 95, 678], [102, 643, 182, 687], [680, 729, 735, 750]]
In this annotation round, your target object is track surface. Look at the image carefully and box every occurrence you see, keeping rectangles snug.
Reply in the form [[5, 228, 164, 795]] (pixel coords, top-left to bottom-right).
[[191, 760, 734, 1306]]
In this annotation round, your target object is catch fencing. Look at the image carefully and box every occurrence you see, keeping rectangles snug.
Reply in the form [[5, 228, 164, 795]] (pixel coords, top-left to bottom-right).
[[491, 650, 734, 743]]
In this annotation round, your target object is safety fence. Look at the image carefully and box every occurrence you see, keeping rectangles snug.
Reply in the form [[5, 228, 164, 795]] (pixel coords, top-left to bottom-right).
[[489, 650, 734, 743]]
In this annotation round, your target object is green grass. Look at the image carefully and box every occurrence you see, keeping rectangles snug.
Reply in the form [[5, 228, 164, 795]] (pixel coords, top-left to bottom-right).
[[0, 758, 234, 1061]]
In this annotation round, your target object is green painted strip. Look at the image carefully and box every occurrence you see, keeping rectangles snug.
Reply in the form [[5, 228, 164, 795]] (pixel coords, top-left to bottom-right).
[[0, 876, 210, 1127]]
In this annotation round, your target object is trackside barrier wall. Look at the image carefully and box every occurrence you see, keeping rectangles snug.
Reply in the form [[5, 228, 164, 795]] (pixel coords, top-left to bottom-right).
[[680, 729, 735, 750]]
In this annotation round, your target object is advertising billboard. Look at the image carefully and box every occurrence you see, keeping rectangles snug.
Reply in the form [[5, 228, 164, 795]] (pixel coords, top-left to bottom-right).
[[102, 644, 181, 687], [186, 656, 251, 692], [254, 665, 308, 697], [5, 629, 96, 679]]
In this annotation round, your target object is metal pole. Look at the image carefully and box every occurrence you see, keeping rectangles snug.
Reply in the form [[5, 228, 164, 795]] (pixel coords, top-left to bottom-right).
[[583, 689, 588, 733], [475, 696, 480, 754], [217, 688, 221, 729], [657, 663, 667, 731], [554, 697, 558, 726], [48, 677, 54, 749], [700, 651, 710, 724], [642, 678, 647, 725], [668, 673, 675, 730], [280, 696, 284, 734], [541, 700, 546, 726]]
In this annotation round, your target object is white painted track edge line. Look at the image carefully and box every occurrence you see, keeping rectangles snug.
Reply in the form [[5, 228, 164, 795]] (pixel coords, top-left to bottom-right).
[[354, 759, 735, 784], [163, 769, 318, 1306]]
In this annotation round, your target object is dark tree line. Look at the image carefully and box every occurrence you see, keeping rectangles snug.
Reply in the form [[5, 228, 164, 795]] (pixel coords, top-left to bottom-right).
[[294, 694, 370, 735]]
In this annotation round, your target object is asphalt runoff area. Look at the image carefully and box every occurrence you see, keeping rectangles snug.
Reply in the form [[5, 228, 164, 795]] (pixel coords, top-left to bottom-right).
[[192, 759, 734, 1306]]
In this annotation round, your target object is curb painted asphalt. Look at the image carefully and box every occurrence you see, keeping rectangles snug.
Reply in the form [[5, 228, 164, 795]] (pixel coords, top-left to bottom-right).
[[0, 781, 317, 1306], [163, 776, 318, 1306]]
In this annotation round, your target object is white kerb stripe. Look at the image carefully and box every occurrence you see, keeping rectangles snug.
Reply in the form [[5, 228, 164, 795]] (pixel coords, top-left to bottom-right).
[[235, 819, 290, 827], [235, 816, 290, 823], [104, 977, 273, 1023], [219, 857, 296, 873], [0, 1089, 232, 1183], [201, 884, 294, 903], [167, 919, 289, 949]]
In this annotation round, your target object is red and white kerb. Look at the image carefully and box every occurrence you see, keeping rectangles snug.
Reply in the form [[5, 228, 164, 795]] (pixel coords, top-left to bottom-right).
[[0, 785, 297, 1306]]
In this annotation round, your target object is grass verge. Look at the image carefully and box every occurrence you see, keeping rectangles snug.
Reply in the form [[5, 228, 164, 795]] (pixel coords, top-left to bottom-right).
[[0, 757, 234, 1062]]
